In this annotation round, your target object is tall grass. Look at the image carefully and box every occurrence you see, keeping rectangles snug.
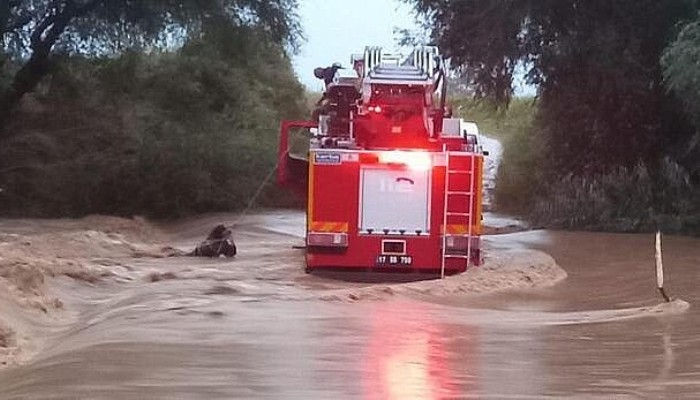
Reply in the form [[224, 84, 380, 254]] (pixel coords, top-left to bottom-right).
[[531, 159, 700, 232]]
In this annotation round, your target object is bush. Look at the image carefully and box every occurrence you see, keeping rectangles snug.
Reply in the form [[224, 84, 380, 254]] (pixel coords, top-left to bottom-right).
[[531, 164, 654, 230], [453, 96, 700, 234], [0, 27, 307, 218], [530, 158, 700, 233]]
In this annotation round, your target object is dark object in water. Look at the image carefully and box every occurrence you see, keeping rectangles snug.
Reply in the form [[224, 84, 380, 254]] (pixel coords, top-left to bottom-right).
[[188, 224, 237, 258]]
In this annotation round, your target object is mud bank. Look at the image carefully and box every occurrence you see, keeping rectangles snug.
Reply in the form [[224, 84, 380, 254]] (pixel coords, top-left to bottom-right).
[[0, 211, 564, 370], [314, 248, 565, 302]]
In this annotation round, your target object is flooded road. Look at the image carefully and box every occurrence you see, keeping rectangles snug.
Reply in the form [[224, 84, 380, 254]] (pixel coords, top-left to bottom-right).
[[0, 211, 696, 399]]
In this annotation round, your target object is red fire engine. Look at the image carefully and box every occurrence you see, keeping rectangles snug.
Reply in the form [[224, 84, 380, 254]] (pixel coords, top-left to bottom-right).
[[278, 46, 485, 276]]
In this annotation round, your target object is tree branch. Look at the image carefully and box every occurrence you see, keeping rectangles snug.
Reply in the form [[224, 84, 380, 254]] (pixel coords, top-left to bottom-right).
[[1, 0, 104, 135], [31, 11, 59, 49]]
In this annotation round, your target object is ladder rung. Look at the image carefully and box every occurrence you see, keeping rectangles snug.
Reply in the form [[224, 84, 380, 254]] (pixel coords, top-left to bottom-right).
[[448, 170, 472, 174], [446, 212, 471, 216], [446, 191, 473, 196], [444, 254, 471, 259], [445, 234, 473, 237]]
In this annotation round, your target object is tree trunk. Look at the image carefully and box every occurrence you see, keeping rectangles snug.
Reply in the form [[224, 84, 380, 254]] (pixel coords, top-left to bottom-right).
[[0, 52, 54, 136], [0, 1, 97, 137]]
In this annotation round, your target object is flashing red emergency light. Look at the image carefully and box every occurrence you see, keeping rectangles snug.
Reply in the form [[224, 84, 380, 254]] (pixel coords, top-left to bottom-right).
[[379, 151, 432, 171]]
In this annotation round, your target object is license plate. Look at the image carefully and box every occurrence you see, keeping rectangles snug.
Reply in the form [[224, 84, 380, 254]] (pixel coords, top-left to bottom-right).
[[376, 255, 413, 266]]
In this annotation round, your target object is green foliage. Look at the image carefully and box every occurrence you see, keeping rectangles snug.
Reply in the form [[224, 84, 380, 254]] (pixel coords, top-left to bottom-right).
[[4, 0, 301, 55], [454, 96, 700, 233], [409, 0, 700, 233], [530, 159, 700, 233], [0, 27, 307, 218], [452, 97, 535, 143], [453, 97, 539, 212], [532, 165, 655, 231], [663, 16, 700, 128], [1, 1, 301, 134]]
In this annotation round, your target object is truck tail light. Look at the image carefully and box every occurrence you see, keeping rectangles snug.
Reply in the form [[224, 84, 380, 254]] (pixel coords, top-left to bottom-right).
[[307, 232, 348, 248], [444, 236, 480, 251]]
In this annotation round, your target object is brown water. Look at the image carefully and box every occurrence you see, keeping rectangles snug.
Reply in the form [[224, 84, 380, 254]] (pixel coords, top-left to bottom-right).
[[0, 211, 697, 399]]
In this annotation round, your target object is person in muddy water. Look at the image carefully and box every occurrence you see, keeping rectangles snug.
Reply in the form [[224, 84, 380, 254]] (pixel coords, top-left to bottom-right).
[[188, 224, 237, 258]]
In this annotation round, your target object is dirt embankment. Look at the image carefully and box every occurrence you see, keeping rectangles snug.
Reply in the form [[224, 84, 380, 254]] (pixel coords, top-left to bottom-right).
[[315, 248, 566, 302]]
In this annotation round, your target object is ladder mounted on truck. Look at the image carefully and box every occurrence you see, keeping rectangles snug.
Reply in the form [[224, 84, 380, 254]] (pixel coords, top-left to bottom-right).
[[441, 151, 477, 278]]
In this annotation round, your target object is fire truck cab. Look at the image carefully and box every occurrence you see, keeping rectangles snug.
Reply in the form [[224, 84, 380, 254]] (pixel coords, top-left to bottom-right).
[[279, 46, 485, 276]]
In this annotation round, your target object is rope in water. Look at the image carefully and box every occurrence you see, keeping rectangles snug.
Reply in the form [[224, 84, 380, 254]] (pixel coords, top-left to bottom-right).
[[229, 129, 307, 229], [229, 154, 284, 229]]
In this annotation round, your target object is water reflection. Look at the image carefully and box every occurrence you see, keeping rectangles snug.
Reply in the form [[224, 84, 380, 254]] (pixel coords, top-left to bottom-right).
[[362, 302, 471, 399]]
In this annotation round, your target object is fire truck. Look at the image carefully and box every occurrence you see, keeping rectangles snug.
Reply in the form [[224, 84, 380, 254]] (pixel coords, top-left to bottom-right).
[[278, 46, 485, 276]]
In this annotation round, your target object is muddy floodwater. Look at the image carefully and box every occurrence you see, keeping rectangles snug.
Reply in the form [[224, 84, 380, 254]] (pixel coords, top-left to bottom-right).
[[0, 211, 698, 399]]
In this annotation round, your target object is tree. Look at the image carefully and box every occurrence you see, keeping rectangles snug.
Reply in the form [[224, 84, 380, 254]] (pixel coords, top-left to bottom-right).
[[662, 15, 700, 174], [404, 0, 699, 177], [663, 16, 700, 128], [0, 0, 300, 136], [0, 20, 307, 217]]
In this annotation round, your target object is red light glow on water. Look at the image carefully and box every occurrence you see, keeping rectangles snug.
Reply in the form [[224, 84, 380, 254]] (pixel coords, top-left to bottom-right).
[[362, 302, 468, 399]]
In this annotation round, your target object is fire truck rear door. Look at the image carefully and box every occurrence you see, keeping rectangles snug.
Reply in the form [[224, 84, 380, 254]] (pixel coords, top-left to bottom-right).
[[359, 167, 430, 234]]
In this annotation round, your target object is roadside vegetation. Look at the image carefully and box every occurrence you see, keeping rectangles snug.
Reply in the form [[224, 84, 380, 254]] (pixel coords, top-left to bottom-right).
[[452, 97, 538, 214], [0, 1, 306, 218], [3, 1, 700, 235], [410, 0, 700, 234], [454, 97, 700, 233]]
